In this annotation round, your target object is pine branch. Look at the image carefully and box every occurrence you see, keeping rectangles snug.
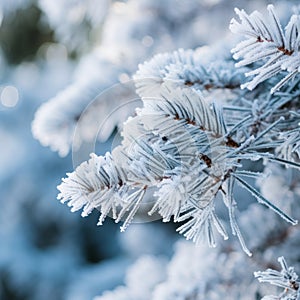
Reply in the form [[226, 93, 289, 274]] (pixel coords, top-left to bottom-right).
[[57, 150, 147, 228], [57, 79, 300, 253], [223, 79, 300, 161], [134, 49, 245, 98], [230, 5, 300, 93], [255, 257, 300, 300], [32, 56, 138, 157], [56, 29, 300, 253], [32, 81, 102, 157], [140, 84, 227, 136]]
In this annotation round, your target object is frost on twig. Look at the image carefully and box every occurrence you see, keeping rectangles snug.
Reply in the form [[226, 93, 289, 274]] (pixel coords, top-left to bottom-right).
[[255, 257, 300, 300], [230, 5, 300, 93]]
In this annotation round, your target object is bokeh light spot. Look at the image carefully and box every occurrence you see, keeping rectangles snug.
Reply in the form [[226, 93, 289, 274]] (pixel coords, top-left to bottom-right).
[[1, 86, 19, 108]]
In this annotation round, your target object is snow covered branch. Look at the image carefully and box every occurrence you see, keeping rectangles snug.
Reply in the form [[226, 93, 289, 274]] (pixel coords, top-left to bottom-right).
[[58, 68, 300, 254], [230, 5, 300, 93], [255, 257, 300, 300]]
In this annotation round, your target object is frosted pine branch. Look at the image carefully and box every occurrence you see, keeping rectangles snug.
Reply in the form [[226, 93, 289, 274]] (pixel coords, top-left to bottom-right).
[[32, 80, 104, 157], [57, 149, 148, 230], [56, 5, 300, 255], [255, 257, 300, 300], [58, 80, 299, 254], [230, 5, 300, 93], [34, 0, 230, 157], [134, 48, 245, 98], [32, 74, 137, 157]]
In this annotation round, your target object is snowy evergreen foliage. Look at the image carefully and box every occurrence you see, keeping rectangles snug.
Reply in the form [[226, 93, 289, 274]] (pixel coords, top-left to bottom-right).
[[32, 0, 245, 157], [58, 48, 300, 256], [230, 5, 300, 93], [95, 163, 300, 299], [255, 257, 300, 300], [54, 2, 300, 298]]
